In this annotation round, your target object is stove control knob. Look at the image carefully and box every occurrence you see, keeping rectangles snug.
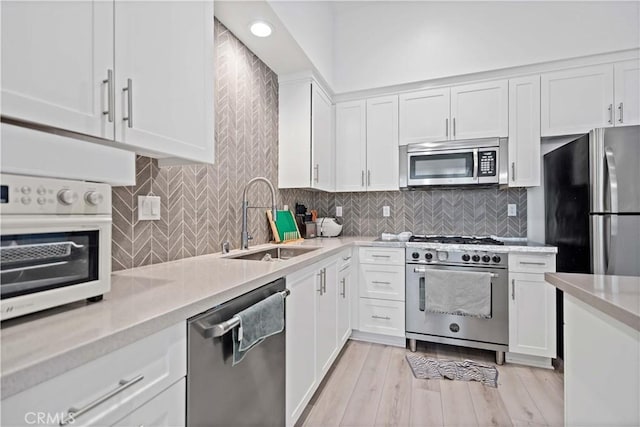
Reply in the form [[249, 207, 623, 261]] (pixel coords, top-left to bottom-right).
[[58, 189, 79, 205], [411, 252, 420, 259], [85, 191, 104, 206], [482, 255, 491, 263], [492, 255, 501, 263], [471, 255, 480, 262], [461, 254, 470, 262], [425, 252, 433, 260]]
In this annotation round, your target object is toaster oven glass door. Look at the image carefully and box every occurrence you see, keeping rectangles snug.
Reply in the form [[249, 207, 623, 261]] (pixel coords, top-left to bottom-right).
[[0, 231, 99, 299]]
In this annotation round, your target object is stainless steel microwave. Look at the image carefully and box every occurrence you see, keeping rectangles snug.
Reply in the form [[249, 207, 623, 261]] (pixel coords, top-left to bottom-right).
[[399, 137, 508, 188]]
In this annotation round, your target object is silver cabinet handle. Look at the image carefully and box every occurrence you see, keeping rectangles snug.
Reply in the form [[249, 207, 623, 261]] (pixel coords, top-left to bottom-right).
[[445, 118, 449, 137], [314, 164, 319, 183], [511, 279, 515, 301], [342, 256, 352, 261], [371, 280, 391, 285], [618, 102, 624, 123], [361, 170, 365, 187], [317, 271, 323, 295], [608, 104, 613, 124], [367, 170, 371, 186], [371, 254, 390, 258], [122, 78, 133, 128], [511, 162, 516, 182], [102, 69, 114, 122], [372, 315, 391, 320], [340, 278, 346, 298], [453, 117, 456, 137], [60, 375, 144, 425], [519, 261, 546, 266]]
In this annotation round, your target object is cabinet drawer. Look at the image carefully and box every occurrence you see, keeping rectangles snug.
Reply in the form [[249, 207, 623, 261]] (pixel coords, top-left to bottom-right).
[[359, 247, 404, 265], [359, 264, 405, 301], [2, 323, 186, 427], [358, 299, 405, 337], [112, 378, 185, 427], [509, 254, 556, 273]]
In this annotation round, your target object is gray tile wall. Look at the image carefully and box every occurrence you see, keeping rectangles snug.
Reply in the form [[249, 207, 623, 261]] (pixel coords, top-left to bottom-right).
[[111, 19, 527, 271]]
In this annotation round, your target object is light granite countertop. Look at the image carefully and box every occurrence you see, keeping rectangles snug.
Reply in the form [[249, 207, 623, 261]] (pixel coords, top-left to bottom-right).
[[1, 236, 556, 398], [545, 273, 640, 331]]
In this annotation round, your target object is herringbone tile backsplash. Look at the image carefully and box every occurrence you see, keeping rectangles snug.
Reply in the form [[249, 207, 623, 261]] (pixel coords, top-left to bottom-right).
[[111, 19, 527, 271]]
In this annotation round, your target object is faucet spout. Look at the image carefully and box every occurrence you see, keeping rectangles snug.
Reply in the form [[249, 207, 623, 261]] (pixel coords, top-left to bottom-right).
[[241, 177, 277, 250]]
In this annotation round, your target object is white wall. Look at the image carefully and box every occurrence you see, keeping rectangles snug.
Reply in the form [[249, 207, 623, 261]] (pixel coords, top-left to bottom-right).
[[333, 1, 640, 93], [268, 0, 334, 86]]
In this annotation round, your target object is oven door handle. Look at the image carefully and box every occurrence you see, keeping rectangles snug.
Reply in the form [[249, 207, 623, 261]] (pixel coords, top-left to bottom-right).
[[414, 267, 498, 278]]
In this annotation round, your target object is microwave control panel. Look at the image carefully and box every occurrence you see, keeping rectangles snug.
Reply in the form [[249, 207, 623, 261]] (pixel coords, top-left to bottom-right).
[[478, 151, 497, 177]]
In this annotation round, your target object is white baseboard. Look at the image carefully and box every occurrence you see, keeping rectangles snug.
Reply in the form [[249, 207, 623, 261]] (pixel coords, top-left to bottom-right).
[[350, 330, 406, 348], [506, 352, 554, 369]]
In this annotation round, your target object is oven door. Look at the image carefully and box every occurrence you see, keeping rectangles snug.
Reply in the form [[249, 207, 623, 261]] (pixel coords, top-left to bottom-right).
[[405, 263, 509, 346], [407, 148, 479, 186], [0, 215, 111, 319]]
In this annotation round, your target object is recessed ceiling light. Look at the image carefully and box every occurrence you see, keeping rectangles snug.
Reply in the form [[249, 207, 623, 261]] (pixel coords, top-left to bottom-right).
[[250, 20, 272, 38]]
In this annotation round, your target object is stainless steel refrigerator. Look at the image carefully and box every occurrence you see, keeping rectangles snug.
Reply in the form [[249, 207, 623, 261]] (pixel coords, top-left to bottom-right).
[[545, 125, 640, 277], [544, 125, 640, 359]]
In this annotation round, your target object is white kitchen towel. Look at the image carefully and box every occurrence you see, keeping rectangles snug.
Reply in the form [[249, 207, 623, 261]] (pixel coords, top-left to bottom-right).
[[425, 269, 491, 318]]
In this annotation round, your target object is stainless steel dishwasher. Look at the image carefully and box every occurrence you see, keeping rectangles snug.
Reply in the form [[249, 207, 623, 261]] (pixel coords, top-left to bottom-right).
[[187, 278, 287, 427]]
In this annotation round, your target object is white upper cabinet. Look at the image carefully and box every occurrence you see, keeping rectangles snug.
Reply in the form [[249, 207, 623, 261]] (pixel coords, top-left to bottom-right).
[[398, 88, 450, 145], [614, 59, 640, 126], [279, 78, 334, 191], [541, 64, 614, 136], [366, 95, 399, 191], [335, 101, 367, 192], [114, 1, 214, 164], [450, 80, 509, 140], [508, 75, 541, 187], [1, 1, 114, 139]]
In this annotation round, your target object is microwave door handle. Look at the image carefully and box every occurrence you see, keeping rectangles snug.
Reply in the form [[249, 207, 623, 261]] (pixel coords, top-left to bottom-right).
[[472, 149, 479, 180]]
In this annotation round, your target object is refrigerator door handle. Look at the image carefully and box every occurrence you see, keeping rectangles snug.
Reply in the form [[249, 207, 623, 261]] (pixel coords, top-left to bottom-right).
[[604, 148, 619, 213], [592, 215, 608, 274]]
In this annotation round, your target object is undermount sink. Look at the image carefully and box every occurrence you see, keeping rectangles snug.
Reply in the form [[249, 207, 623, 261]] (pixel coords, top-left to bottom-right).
[[225, 246, 320, 261]]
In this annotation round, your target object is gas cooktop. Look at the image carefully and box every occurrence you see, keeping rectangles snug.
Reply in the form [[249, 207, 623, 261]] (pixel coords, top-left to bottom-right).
[[408, 235, 504, 245]]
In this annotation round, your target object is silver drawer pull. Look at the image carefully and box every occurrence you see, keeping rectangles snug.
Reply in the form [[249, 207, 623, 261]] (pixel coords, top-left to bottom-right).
[[519, 261, 546, 266], [342, 256, 352, 261], [60, 374, 144, 425], [371, 281, 391, 285], [372, 315, 391, 320], [371, 255, 391, 258]]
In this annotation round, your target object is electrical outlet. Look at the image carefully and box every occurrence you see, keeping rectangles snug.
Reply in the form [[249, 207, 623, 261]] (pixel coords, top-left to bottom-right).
[[383, 206, 390, 217], [138, 195, 161, 221], [283, 204, 288, 211], [335, 206, 343, 217], [508, 204, 517, 217]]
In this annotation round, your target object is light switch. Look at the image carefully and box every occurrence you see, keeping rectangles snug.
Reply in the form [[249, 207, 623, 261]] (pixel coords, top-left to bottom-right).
[[335, 206, 343, 217], [138, 195, 161, 221], [383, 206, 390, 217], [508, 204, 517, 217]]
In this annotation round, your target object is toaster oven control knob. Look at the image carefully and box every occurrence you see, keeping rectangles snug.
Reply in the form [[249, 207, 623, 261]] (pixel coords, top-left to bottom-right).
[[471, 254, 480, 262], [425, 252, 433, 260], [492, 255, 501, 263], [462, 254, 470, 262], [85, 191, 104, 206], [58, 189, 79, 205], [411, 252, 420, 259], [482, 255, 491, 263]]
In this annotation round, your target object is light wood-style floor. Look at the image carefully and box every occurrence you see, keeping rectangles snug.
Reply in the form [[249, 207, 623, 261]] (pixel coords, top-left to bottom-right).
[[299, 340, 563, 427]]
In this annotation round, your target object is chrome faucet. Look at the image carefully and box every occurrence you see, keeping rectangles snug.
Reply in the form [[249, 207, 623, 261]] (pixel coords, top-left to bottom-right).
[[241, 177, 277, 250]]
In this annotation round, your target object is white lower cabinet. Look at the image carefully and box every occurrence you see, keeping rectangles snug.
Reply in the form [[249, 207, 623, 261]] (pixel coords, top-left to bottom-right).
[[112, 379, 185, 427], [1, 323, 186, 427], [358, 298, 405, 337], [285, 252, 352, 427], [507, 254, 557, 364]]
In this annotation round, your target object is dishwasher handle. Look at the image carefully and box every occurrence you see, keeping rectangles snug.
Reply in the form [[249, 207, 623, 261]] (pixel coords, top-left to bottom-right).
[[194, 289, 290, 339]]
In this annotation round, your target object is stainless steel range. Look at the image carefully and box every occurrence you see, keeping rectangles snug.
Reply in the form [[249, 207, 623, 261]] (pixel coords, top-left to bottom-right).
[[405, 235, 508, 364]]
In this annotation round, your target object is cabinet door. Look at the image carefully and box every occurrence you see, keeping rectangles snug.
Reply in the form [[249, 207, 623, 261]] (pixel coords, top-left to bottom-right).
[[311, 83, 335, 191], [285, 268, 318, 427], [1, 1, 114, 139], [366, 95, 399, 191], [279, 81, 312, 189], [614, 60, 640, 126], [335, 101, 367, 192], [450, 80, 508, 139], [337, 265, 352, 346], [111, 379, 185, 427], [398, 88, 450, 145], [114, 1, 214, 163], [541, 64, 614, 136], [508, 273, 556, 358], [316, 261, 338, 378], [508, 76, 541, 187]]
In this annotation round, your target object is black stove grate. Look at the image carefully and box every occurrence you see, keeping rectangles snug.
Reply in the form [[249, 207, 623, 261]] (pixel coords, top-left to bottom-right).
[[408, 235, 505, 245]]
